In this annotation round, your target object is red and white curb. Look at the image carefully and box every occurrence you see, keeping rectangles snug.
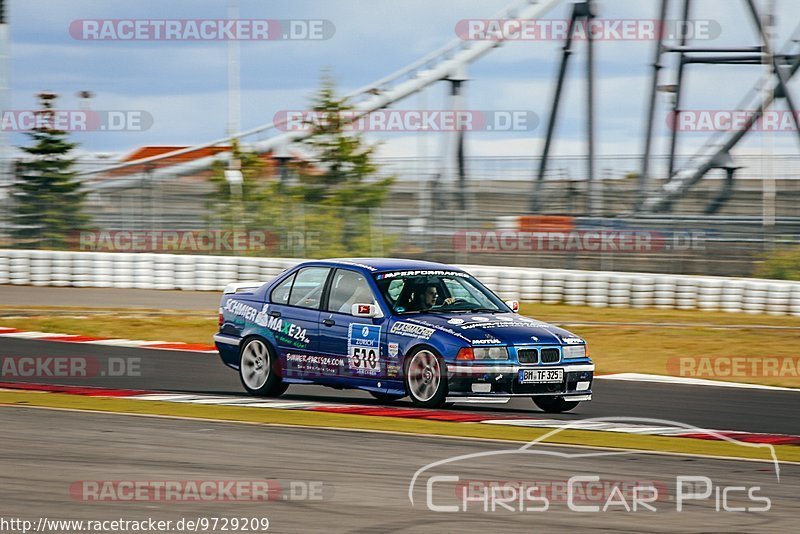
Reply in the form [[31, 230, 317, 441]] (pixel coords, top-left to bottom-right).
[[1, 382, 798, 446], [0, 327, 217, 353]]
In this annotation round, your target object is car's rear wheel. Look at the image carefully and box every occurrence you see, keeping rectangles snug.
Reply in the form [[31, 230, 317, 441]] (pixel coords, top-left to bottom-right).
[[239, 338, 288, 397], [404, 349, 448, 408], [533, 396, 579, 413], [369, 392, 404, 403]]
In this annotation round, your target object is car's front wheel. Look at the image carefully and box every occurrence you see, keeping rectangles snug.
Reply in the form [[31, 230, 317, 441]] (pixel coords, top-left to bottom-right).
[[533, 396, 579, 413], [404, 348, 448, 408], [239, 338, 288, 397]]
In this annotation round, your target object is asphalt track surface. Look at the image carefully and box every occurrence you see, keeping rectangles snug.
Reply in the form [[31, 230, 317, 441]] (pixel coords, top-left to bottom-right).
[[1, 337, 799, 435], [0, 407, 796, 533], [1, 285, 799, 532]]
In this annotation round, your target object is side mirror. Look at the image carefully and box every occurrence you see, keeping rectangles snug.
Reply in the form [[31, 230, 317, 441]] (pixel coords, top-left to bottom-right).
[[505, 300, 520, 313], [352, 303, 380, 318]]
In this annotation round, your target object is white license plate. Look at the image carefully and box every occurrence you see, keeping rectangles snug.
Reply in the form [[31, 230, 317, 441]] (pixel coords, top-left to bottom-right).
[[519, 368, 564, 384]]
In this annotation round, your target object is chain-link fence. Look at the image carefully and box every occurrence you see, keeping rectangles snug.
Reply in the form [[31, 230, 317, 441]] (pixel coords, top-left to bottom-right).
[[2, 154, 800, 277]]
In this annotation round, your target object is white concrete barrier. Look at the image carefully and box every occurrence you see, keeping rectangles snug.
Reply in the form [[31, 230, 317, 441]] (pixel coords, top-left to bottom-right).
[[2, 249, 800, 315]]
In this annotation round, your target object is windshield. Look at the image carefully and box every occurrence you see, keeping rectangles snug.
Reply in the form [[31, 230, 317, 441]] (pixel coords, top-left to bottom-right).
[[374, 271, 510, 314]]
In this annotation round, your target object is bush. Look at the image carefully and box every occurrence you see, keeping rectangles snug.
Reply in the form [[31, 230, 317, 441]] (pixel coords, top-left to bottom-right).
[[754, 245, 800, 280]]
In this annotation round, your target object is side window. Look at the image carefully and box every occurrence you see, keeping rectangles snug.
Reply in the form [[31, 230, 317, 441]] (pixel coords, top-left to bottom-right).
[[443, 277, 495, 307], [443, 278, 476, 302], [287, 267, 330, 309], [270, 273, 296, 305], [387, 280, 404, 303], [327, 269, 377, 314]]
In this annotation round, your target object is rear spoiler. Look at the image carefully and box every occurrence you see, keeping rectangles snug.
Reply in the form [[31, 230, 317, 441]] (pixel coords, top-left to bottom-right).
[[223, 282, 264, 295]]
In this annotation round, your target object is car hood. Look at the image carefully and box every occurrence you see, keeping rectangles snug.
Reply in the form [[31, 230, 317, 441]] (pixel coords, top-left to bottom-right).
[[402, 312, 583, 346]]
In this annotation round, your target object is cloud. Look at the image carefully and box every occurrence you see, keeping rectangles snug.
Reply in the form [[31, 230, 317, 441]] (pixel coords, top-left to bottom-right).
[[7, 0, 800, 160]]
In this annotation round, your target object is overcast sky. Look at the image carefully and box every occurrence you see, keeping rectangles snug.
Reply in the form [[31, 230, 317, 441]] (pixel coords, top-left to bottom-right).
[[6, 0, 800, 161]]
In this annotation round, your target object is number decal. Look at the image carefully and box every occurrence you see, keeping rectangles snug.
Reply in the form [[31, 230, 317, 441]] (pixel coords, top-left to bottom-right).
[[348, 324, 381, 376]]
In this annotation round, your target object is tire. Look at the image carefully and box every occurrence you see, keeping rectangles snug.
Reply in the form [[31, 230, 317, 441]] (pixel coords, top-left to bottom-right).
[[239, 337, 288, 397], [369, 392, 405, 403], [533, 396, 580, 413], [404, 348, 448, 408]]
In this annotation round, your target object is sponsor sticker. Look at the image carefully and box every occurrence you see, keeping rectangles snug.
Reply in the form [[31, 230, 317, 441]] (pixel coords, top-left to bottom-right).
[[388, 342, 400, 358], [407, 319, 471, 342], [461, 321, 544, 330], [390, 322, 435, 340], [224, 300, 309, 348], [472, 338, 502, 345], [376, 270, 471, 280], [285, 353, 341, 377], [348, 324, 381, 376], [387, 363, 401, 378]]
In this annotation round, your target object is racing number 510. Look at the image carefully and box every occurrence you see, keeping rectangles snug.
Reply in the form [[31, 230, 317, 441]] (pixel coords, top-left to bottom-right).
[[352, 347, 378, 369]]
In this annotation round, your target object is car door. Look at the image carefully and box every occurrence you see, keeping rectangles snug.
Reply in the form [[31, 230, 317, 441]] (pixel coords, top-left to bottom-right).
[[318, 268, 386, 381], [267, 266, 330, 380]]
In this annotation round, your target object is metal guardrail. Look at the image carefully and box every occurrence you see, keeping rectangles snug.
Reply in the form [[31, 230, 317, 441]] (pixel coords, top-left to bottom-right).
[[1, 249, 798, 316]]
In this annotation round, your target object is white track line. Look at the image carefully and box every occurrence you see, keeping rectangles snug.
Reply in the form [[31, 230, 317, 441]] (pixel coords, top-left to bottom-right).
[[597, 373, 800, 392]]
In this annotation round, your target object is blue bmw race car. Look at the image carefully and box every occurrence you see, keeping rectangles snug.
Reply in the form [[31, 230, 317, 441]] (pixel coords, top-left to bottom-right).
[[214, 259, 594, 413]]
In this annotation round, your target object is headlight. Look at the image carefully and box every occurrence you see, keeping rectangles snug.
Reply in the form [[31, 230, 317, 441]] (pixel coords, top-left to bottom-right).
[[562, 345, 586, 359], [474, 347, 509, 360], [456, 346, 509, 360]]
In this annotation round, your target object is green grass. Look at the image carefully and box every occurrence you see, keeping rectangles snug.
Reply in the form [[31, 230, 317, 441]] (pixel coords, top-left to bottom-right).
[[0, 313, 216, 345], [1, 303, 799, 387]]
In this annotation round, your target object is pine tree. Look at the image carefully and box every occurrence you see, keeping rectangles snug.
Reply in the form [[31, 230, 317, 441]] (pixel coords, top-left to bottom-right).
[[207, 74, 395, 258], [11, 92, 89, 248], [284, 73, 395, 255], [293, 73, 394, 209]]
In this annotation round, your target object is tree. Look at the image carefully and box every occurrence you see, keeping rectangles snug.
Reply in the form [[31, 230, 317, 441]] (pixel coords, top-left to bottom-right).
[[209, 73, 395, 258], [292, 73, 394, 209], [278, 73, 395, 256], [208, 140, 269, 226], [11, 92, 89, 248]]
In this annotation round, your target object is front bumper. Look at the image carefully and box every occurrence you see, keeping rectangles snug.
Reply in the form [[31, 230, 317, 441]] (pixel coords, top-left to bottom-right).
[[446, 363, 594, 401]]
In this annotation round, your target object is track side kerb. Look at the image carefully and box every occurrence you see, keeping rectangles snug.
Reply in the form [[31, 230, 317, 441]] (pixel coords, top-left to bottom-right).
[[0, 390, 797, 463]]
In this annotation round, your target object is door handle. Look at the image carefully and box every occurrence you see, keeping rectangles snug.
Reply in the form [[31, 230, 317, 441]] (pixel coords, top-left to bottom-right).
[[269, 311, 281, 318], [322, 319, 335, 327]]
